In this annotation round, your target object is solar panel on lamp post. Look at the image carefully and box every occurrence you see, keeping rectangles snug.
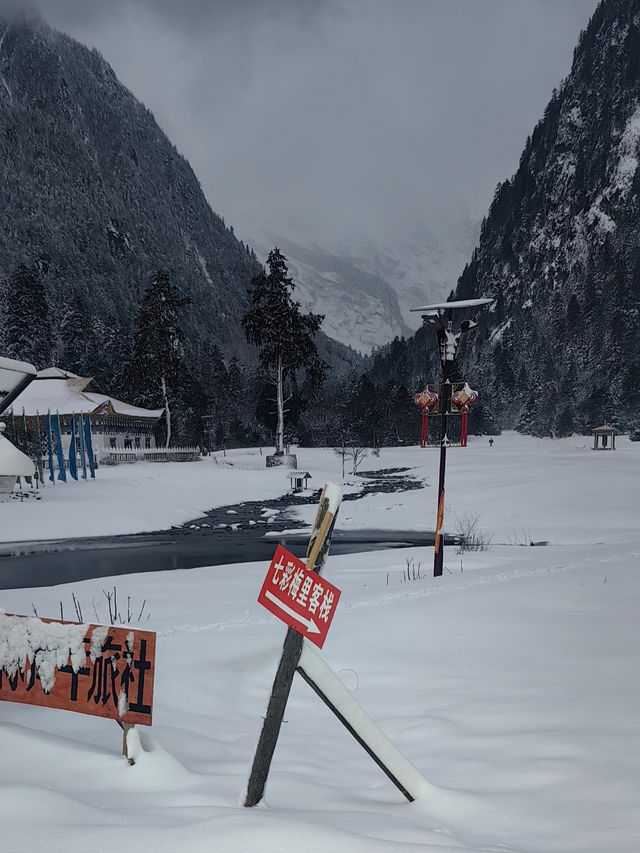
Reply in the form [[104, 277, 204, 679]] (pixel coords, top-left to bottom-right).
[[410, 298, 494, 577]]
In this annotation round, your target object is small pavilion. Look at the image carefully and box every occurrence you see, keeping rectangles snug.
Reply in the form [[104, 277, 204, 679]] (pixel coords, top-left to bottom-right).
[[592, 423, 616, 451], [287, 470, 311, 494]]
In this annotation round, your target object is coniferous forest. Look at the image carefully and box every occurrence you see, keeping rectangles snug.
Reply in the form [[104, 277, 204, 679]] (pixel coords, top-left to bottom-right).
[[2, 2, 640, 447]]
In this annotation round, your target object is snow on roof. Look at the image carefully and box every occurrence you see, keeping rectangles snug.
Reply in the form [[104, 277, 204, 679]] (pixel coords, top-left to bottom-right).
[[0, 428, 35, 476], [83, 393, 164, 418], [0, 356, 37, 376], [6, 368, 164, 419], [36, 366, 81, 379], [287, 470, 311, 478]]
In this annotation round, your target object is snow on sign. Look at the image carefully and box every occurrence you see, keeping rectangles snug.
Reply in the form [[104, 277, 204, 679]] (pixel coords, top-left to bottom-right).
[[0, 614, 156, 726], [258, 545, 341, 648]]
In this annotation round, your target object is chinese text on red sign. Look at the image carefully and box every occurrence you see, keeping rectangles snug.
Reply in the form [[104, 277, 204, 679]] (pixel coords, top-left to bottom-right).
[[257, 545, 341, 648]]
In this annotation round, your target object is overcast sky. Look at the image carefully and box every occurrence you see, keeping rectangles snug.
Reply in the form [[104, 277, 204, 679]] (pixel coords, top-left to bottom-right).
[[41, 0, 599, 243]]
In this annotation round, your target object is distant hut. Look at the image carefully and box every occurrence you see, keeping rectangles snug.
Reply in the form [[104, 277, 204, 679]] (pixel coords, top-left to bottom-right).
[[592, 423, 616, 451], [287, 470, 312, 494]]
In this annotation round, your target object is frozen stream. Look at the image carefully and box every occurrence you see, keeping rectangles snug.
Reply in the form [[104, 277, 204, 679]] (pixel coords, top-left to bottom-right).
[[0, 468, 447, 589]]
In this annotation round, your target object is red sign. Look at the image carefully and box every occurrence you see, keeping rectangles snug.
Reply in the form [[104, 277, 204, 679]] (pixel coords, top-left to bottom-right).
[[0, 614, 156, 725], [258, 545, 341, 648]]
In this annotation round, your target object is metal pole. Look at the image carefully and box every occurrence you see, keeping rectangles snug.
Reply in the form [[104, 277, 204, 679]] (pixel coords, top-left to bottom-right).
[[433, 380, 449, 577], [412, 298, 493, 578], [433, 308, 454, 578], [420, 413, 428, 447]]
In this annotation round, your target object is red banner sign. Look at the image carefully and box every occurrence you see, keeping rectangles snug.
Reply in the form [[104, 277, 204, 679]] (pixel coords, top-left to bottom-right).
[[0, 614, 156, 725], [258, 545, 341, 648]]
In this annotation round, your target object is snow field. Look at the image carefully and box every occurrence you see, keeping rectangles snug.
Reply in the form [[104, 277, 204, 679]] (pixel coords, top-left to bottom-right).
[[0, 434, 638, 850], [2, 432, 639, 547], [0, 449, 294, 543]]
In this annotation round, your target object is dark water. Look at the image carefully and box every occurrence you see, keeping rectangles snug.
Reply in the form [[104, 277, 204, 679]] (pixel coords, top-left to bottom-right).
[[0, 468, 448, 590], [0, 528, 448, 590]]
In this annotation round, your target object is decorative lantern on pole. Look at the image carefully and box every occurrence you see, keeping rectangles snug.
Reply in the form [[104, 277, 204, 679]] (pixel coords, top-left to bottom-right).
[[413, 386, 439, 448], [451, 382, 479, 448], [410, 298, 493, 577]]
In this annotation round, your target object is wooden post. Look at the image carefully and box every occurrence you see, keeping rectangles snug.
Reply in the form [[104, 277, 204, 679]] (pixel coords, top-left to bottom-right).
[[420, 413, 428, 447], [461, 409, 468, 447], [244, 483, 342, 807], [122, 722, 135, 765], [296, 642, 428, 803]]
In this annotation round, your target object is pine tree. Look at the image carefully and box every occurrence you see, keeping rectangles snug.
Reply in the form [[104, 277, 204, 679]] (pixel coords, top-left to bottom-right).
[[123, 271, 189, 447], [5, 264, 53, 368], [59, 295, 90, 373], [517, 393, 539, 435], [242, 248, 326, 455]]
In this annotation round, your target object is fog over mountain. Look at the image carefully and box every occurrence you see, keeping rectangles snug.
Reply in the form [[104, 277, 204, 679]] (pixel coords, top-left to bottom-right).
[[27, 0, 598, 350], [40, 1, 597, 236]]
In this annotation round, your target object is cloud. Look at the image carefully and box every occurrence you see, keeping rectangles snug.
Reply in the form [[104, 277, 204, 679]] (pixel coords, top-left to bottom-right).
[[35, 0, 599, 242]]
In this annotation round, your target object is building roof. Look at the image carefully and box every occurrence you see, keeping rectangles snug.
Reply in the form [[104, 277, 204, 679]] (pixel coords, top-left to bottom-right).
[[287, 471, 311, 478], [6, 368, 164, 419], [592, 424, 616, 434]]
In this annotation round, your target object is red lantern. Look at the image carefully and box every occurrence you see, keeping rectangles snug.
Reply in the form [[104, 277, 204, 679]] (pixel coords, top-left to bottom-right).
[[413, 387, 439, 448], [451, 383, 478, 447]]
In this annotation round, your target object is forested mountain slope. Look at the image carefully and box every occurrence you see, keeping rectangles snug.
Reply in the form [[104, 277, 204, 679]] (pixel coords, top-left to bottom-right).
[[0, 14, 360, 391], [369, 0, 640, 436]]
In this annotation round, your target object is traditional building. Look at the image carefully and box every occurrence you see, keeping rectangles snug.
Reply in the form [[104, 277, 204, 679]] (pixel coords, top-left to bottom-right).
[[4, 368, 163, 459]]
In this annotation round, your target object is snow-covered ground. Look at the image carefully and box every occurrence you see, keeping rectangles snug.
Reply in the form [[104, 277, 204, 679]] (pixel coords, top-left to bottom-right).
[[2, 433, 638, 545], [0, 449, 295, 543], [0, 434, 639, 851], [294, 432, 640, 545]]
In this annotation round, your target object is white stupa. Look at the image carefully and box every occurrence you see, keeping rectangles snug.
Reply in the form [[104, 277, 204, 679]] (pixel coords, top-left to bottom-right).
[[0, 423, 35, 497]]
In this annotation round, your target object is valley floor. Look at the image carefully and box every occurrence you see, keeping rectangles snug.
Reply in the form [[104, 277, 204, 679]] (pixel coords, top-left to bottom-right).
[[0, 434, 639, 851], [1, 432, 638, 545]]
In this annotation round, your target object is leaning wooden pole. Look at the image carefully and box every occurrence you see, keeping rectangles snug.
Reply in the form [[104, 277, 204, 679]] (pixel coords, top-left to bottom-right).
[[296, 642, 428, 803], [244, 483, 342, 807]]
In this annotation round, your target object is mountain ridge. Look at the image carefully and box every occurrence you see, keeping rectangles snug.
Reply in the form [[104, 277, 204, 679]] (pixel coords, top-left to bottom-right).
[[367, 0, 640, 436], [0, 13, 360, 394]]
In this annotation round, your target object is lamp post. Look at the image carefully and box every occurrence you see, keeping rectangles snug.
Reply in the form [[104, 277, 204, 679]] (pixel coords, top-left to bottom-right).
[[410, 298, 494, 577]]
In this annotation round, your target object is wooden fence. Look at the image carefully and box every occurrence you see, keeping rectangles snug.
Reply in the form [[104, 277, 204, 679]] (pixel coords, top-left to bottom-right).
[[100, 447, 200, 465]]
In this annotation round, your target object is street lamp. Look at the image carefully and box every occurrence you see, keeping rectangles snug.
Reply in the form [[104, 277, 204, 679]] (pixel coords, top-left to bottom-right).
[[410, 298, 494, 577]]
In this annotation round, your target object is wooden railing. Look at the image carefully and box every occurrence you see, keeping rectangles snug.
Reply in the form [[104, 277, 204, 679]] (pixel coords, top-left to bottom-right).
[[100, 447, 200, 465]]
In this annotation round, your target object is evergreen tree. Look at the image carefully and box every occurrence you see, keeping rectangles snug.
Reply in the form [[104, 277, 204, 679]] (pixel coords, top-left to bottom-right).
[[242, 248, 326, 455], [123, 271, 189, 447], [174, 371, 208, 447], [5, 264, 53, 367], [554, 405, 575, 437], [59, 294, 90, 373], [566, 294, 581, 333], [517, 393, 539, 435]]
